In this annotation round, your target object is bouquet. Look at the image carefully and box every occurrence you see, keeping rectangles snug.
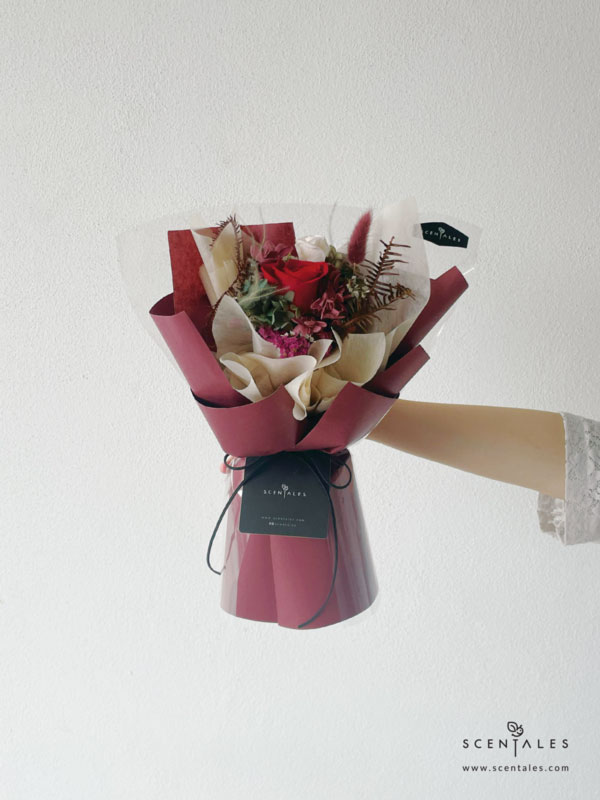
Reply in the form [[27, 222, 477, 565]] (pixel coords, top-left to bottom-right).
[[118, 200, 481, 629]]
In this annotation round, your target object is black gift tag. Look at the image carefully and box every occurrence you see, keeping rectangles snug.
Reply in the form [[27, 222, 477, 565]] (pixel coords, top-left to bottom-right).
[[239, 452, 331, 539], [420, 221, 469, 248]]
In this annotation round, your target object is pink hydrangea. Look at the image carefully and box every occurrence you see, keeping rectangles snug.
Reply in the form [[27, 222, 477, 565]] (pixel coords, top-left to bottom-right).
[[250, 239, 294, 264], [310, 272, 351, 320], [291, 316, 328, 338], [257, 325, 312, 357]]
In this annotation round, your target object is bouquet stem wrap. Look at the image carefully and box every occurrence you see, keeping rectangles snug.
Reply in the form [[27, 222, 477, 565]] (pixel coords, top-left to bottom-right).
[[211, 450, 365, 630], [149, 225, 471, 628]]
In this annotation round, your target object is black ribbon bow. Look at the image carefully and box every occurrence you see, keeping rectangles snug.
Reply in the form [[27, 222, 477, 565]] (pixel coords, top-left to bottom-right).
[[208, 450, 352, 629]]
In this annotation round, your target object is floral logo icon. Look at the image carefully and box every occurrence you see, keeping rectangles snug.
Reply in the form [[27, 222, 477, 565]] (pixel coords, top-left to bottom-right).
[[507, 721, 524, 738]]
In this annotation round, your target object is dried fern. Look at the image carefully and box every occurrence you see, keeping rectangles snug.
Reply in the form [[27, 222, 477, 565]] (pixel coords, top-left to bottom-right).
[[226, 256, 254, 299], [211, 213, 240, 250], [361, 237, 411, 296], [339, 237, 415, 333], [338, 283, 415, 333], [211, 214, 245, 272], [208, 214, 255, 299]]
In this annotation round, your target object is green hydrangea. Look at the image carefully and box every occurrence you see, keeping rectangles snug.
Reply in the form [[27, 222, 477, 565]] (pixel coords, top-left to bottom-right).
[[326, 245, 356, 281], [347, 274, 370, 300], [236, 267, 299, 331]]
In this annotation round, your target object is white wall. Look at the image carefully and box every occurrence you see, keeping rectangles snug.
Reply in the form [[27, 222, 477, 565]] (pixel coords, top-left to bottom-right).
[[3, 1, 600, 798]]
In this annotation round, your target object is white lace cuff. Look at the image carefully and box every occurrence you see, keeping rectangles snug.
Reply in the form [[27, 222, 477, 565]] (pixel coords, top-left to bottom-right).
[[537, 411, 600, 545]]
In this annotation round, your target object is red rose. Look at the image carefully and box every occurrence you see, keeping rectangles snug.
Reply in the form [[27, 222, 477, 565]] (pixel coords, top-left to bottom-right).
[[260, 258, 330, 312]]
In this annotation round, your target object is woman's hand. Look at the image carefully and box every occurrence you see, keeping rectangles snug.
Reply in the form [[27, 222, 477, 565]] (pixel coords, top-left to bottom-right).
[[367, 400, 566, 499]]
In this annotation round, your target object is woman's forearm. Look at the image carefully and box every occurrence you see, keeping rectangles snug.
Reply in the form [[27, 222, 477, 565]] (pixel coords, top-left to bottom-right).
[[366, 400, 566, 499]]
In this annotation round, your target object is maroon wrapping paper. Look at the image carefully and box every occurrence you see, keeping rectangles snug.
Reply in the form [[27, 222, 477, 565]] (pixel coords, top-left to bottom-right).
[[389, 265, 468, 363], [220, 452, 377, 629], [150, 294, 245, 408], [149, 226, 469, 629]]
